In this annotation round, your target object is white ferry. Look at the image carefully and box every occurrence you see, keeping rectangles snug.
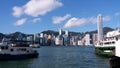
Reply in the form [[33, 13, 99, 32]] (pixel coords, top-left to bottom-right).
[[0, 39, 39, 60], [95, 30, 120, 57]]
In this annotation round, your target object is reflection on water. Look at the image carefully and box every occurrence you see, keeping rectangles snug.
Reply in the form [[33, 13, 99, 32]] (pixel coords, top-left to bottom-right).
[[0, 46, 110, 68]]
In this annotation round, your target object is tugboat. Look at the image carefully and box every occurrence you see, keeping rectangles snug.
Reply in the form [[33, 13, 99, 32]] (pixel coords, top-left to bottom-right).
[[0, 38, 39, 60]]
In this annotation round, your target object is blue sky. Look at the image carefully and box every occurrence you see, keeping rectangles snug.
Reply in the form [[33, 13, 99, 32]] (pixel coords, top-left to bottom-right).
[[0, 0, 120, 34]]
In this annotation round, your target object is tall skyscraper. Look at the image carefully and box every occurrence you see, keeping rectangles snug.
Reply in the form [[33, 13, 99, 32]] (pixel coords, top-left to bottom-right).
[[97, 14, 103, 41], [59, 29, 62, 35]]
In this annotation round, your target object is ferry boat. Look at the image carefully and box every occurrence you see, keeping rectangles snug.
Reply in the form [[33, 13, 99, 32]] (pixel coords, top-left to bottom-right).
[[0, 39, 39, 60], [110, 38, 120, 68], [95, 30, 120, 57]]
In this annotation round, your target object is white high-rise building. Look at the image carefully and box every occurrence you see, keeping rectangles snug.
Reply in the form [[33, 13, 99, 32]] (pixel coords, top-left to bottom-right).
[[40, 33, 44, 38], [55, 36, 63, 45], [65, 30, 69, 36], [97, 14, 103, 41], [84, 34, 92, 46], [59, 29, 62, 35]]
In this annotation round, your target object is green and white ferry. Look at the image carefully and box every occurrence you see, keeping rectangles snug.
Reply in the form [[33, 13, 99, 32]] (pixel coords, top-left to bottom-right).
[[95, 30, 120, 57]]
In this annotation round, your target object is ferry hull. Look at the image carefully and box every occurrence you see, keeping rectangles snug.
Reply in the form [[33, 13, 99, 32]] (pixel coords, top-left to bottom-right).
[[0, 53, 39, 60], [95, 46, 115, 57]]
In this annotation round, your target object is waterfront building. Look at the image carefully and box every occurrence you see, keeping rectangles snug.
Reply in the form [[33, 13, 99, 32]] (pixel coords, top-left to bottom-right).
[[84, 34, 93, 46], [59, 29, 63, 35], [47, 34, 52, 39], [97, 14, 103, 41], [26, 34, 34, 44], [51, 35, 56, 45], [78, 40, 84, 46], [65, 30, 69, 36], [34, 33, 40, 44], [40, 37, 46, 45], [46, 34, 52, 45], [92, 33, 98, 45], [63, 34, 70, 46], [55, 35, 63, 45], [44, 34, 48, 45], [40, 33, 44, 38], [70, 36, 78, 45], [38, 34, 48, 45], [63, 30, 70, 46]]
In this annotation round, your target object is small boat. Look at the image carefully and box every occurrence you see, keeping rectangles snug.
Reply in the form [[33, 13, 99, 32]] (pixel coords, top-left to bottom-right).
[[0, 39, 39, 60]]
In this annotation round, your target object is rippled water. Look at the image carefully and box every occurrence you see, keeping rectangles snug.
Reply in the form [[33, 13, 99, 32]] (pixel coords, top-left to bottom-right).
[[0, 46, 110, 68]]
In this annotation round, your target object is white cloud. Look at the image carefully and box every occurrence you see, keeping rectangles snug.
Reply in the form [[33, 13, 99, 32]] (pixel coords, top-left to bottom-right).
[[32, 18, 41, 23], [88, 17, 97, 24], [64, 17, 87, 28], [12, 0, 63, 17], [115, 12, 120, 16], [103, 16, 111, 22], [14, 18, 27, 26], [53, 14, 71, 24], [89, 16, 111, 24], [12, 6, 23, 17], [64, 16, 111, 28]]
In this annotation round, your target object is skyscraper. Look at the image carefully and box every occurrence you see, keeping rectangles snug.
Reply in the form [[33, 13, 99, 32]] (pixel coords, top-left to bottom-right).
[[97, 14, 103, 41], [59, 29, 62, 35]]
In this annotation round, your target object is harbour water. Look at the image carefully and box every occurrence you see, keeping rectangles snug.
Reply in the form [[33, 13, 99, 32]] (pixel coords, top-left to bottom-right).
[[0, 46, 110, 68]]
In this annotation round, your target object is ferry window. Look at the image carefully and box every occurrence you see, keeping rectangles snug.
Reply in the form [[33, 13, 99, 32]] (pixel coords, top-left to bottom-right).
[[116, 37, 118, 41], [10, 49, 13, 51], [24, 48, 26, 51], [1, 46, 4, 49], [5, 46, 8, 49], [34, 50, 37, 53], [21, 48, 26, 51], [112, 42, 115, 44], [27, 50, 29, 53], [105, 42, 110, 44], [0, 46, 8, 50]]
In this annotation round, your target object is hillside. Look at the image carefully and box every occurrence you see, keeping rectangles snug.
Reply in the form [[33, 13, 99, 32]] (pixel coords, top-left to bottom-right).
[[41, 27, 114, 36], [85, 27, 114, 35], [0, 27, 114, 40]]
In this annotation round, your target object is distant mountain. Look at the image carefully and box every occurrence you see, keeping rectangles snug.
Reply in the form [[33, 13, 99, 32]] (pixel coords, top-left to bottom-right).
[[0, 33, 5, 41], [0, 27, 115, 41], [41, 30, 59, 36], [11, 32, 26, 37], [68, 31, 83, 36], [9, 32, 27, 40], [41, 30, 84, 36], [41, 27, 114, 36], [85, 27, 114, 35], [0, 33, 4, 37], [103, 27, 114, 34]]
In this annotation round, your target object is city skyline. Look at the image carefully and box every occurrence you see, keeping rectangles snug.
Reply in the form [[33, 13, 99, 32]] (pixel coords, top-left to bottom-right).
[[0, 0, 120, 34]]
